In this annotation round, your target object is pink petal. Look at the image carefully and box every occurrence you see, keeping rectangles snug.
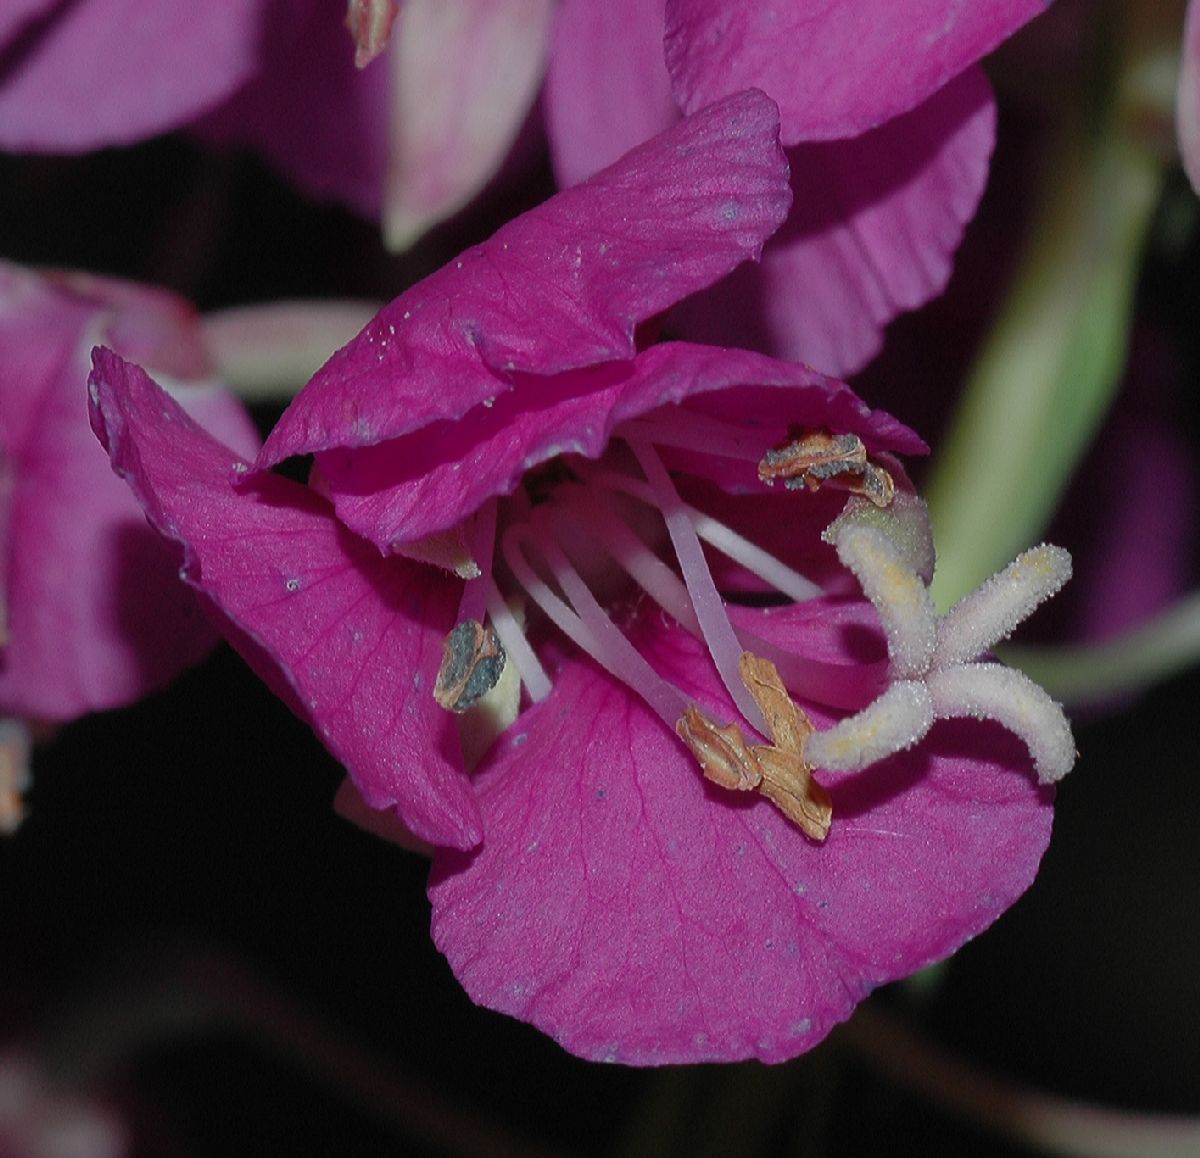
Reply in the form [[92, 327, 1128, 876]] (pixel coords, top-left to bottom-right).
[[0, 265, 256, 721], [384, 0, 555, 249], [314, 341, 924, 550], [1179, 0, 1200, 193], [672, 69, 996, 375], [0, 0, 58, 50], [430, 607, 1052, 1064], [664, 0, 1045, 144], [196, 0, 389, 220], [544, 0, 679, 187], [0, 0, 262, 152], [255, 90, 792, 470], [88, 348, 482, 850]]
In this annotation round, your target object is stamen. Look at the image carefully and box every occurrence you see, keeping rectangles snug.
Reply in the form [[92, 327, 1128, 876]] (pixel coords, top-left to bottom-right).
[[738, 653, 832, 839], [484, 578, 552, 702], [829, 524, 938, 679], [759, 429, 895, 508], [629, 439, 769, 736], [925, 664, 1076, 784], [676, 654, 831, 840], [676, 705, 764, 792], [434, 620, 507, 713], [503, 520, 688, 728], [554, 484, 701, 635], [933, 544, 1072, 670], [558, 484, 879, 711], [580, 465, 822, 603]]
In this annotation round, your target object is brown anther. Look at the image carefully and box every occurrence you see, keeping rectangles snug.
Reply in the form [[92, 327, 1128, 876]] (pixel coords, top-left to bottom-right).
[[345, 0, 400, 68], [738, 653, 831, 840], [434, 619, 507, 713], [677, 654, 833, 841], [0, 729, 30, 836], [758, 428, 895, 508], [676, 705, 762, 792], [754, 748, 832, 841]]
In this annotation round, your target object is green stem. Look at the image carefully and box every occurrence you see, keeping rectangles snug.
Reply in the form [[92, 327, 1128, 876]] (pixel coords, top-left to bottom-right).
[[999, 591, 1200, 706], [926, 120, 1163, 609]]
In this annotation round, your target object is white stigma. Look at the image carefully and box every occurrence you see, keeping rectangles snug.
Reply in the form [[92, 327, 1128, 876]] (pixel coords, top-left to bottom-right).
[[809, 516, 1076, 784]]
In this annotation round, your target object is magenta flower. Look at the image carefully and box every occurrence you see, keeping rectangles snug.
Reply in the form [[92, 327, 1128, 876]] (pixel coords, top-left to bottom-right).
[[89, 94, 1072, 1063], [0, 262, 259, 728]]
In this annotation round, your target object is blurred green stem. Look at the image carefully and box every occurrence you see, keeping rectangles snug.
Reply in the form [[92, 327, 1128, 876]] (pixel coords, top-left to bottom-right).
[[203, 300, 379, 400], [999, 590, 1200, 706], [926, 5, 1175, 609]]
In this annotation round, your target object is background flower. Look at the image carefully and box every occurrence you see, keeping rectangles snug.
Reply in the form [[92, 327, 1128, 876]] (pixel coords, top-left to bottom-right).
[[0, 262, 259, 724]]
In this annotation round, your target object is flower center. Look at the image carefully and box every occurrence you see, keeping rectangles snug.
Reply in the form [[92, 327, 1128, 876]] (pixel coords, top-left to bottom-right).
[[433, 407, 898, 839], [431, 405, 1078, 838]]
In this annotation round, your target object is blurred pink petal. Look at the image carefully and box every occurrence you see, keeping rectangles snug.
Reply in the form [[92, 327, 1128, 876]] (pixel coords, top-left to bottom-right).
[[544, 0, 678, 186], [384, 0, 555, 249], [673, 69, 996, 372], [0, 0, 58, 48], [0, 0, 262, 151], [664, 0, 1045, 143], [0, 263, 258, 722]]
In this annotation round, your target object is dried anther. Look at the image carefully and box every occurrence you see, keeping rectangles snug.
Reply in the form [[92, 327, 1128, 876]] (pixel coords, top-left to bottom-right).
[[434, 619, 507, 713], [676, 705, 763, 792], [0, 721, 31, 836], [758, 428, 895, 508], [676, 654, 832, 841]]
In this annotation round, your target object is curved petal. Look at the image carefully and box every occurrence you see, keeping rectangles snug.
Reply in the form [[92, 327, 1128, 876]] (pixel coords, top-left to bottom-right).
[[544, 0, 679, 187], [314, 341, 924, 550], [0, 0, 262, 152], [664, 0, 1044, 144], [429, 607, 1052, 1064], [384, 0, 554, 249], [255, 90, 792, 470], [672, 69, 996, 375], [0, 265, 256, 722], [88, 349, 482, 850]]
